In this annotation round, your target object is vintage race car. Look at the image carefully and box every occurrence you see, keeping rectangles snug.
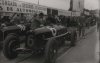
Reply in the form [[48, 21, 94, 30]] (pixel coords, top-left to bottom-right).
[[2, 24, 77, 63]]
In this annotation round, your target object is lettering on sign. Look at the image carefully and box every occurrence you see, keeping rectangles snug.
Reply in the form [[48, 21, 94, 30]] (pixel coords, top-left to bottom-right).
[[0, 0, 17, 6], [0, 0, 47, 14]]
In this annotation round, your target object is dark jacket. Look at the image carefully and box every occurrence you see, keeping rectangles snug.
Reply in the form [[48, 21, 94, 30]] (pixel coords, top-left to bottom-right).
[[31, 18, 41, 30]]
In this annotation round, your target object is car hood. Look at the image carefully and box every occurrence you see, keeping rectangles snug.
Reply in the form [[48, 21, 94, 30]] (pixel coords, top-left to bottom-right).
[[33, 25, 68, 39]]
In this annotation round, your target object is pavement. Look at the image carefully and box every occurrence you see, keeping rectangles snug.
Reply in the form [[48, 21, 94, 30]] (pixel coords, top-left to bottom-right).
[[97, 24, 100, 63], [56, 25, 99, 63], [96, 30, 100, 63], [77, 25, 97, 41]]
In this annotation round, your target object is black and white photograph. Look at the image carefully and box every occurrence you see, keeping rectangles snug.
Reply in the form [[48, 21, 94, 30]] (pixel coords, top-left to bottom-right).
[[0, 0, 99, 63]]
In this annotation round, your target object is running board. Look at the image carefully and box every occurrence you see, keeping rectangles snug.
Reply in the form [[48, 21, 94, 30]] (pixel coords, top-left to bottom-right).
[[15, 48, 32, 54]]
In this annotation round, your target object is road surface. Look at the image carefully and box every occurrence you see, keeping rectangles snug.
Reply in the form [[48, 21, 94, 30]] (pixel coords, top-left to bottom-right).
[[56, 25, 99, 63]]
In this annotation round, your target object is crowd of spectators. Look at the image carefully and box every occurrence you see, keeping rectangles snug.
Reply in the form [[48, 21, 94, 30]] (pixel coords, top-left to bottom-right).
[[0, 12, 97, 38]]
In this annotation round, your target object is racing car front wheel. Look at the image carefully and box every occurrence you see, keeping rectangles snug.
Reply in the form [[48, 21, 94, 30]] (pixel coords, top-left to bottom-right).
[[3, 35, 19, 59], [44, 38, 58, 63]]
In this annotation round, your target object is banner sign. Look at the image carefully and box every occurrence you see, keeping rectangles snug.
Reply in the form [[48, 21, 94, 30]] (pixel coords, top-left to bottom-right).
[[58, 9, 71, 16], [38, 5, 47, 14], [0, 0, 47, 14], [71, 11, 81, 16]]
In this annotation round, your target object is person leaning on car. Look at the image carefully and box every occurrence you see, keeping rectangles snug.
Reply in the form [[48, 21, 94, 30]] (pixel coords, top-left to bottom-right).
[[0, 16, 12, 27], [12, 14, 21, 25], [31, 13, 46, 30], [45, 14, 57, 26], [11, 13, 27, 25], [20, 13, 27, 24]]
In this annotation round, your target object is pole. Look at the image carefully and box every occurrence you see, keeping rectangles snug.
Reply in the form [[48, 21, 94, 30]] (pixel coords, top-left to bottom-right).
[[36, 0, 39, 14], [38, 0, 39, 13], [38, 0, 39, 5]]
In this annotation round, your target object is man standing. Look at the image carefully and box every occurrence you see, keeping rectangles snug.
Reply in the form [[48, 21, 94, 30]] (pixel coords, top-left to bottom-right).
[[78, 16, 85, 38], [31, 13, 45, 30], [12, 14, 21, 25], [0, 14, 2, 26], [20, 13, 27, 24], [81, 16, 86, 38]]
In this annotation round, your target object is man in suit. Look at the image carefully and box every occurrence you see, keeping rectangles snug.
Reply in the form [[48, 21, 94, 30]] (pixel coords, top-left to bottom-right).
[[31, 13, 45, 30]]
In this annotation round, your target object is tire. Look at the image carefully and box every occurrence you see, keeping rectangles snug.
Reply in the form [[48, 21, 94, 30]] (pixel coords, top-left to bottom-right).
[[70, 32, 77, 46], [0, 41, 3, 49], [3, 35, 19, 59], [44, 38, 58, 63]]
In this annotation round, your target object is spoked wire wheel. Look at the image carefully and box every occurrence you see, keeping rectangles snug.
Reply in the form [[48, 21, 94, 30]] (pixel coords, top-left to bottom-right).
[[3, 35, 20, 59], [44, 38, 58, 63]]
